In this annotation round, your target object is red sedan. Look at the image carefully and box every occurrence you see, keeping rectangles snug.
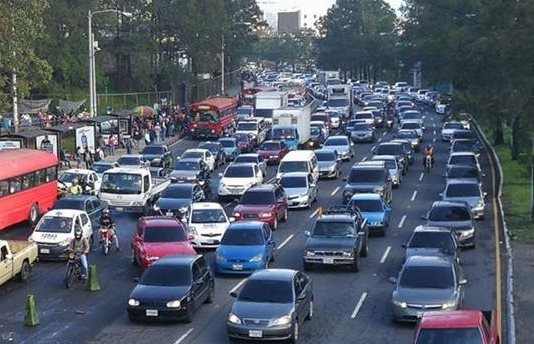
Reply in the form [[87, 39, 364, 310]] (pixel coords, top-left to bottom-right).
[[232, 184, 288, 230], [257, 140, 290, 165], [131, 216, 196, 270]]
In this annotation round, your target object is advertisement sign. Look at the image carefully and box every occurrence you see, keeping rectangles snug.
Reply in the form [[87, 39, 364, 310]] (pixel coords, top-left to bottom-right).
[[0, 140, 21, 151], [36, 134, 58, 156], [76, 126, 96, 153]]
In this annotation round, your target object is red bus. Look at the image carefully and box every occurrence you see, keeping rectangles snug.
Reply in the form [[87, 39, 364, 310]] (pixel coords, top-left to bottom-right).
[[0, 149, 59, 231], [242, 86, 277, 105], [189, 96, 238, 139]]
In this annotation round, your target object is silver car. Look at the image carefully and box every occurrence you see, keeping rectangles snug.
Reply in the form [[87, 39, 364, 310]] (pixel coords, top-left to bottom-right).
[[441, 121, 464, 142], [279, 172, 318, 209], [322, 135, 354, 161], [390, 255, 467, 322], [371, 155, 402, 187], [315, 149, 341, 179], [404, 226, 459, 262], [234, 153, 267, 176], [441, 179, 486, 219]]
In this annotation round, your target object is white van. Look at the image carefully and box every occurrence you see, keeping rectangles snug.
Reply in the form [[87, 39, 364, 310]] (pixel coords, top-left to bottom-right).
[[277, 150, 319, 183]]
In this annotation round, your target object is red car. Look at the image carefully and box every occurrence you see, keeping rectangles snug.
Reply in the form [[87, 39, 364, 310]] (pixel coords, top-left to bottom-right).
[[232, 184, 288, 230], [131, 216, 196, 270], [257, 140, 290, 164], [233, 133, 255, 153]]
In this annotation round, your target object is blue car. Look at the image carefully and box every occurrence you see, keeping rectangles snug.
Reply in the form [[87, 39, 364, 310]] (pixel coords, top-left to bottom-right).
[[218, 137, 241, 161], [348, 193, 391, 236], [215, 222, 276, 274]]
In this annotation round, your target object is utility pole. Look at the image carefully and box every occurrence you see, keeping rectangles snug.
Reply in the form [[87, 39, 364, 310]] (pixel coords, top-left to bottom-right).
[[221, 34, 225, 95], [88, 11, 95, 116]]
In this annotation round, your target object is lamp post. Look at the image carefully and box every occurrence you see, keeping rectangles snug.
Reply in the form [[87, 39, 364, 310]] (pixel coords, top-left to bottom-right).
[[88, 9, 132, 117], [221, 21, 252, 95]]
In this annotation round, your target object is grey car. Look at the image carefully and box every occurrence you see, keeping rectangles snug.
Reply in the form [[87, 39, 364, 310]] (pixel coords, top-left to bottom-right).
[[371, 155, 402, 187], [445, 164, 484, 185], [350, 123, 375, 143], [279, 172, 318, 209], [390, 255, 467, 322], [322, 135, 354, 161], [234, 153, 267, 176], [227, 269, 313, 343], [424, 201, 476, 248], [403, 225, 459, 262], [441, 179, 486, 220], [315, 149, 341, 179]]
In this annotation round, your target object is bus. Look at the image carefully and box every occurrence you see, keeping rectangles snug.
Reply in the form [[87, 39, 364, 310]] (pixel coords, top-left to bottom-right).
[[0, 149, 59, 231], [189, 96, 238, 139]]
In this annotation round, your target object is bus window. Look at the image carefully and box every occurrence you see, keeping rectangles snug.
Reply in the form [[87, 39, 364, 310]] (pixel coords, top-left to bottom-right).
[[46, 167, 57, 182], [0, 181, 8, 196], [10, 177, 22, 194], [35, 170, 46, 185]]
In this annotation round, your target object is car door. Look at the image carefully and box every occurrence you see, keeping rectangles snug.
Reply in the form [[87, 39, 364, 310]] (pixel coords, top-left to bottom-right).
[[0, 244, 13, 284], [191, 260, 208, 307], [263, 224, 275, 261], [84, 199, 96, 228], [293, 273, 311, 322], [91, 199, 104, 226], [274, 187, 286, 217], [133, 222, 145, 262], [307, 174, 316, 200]]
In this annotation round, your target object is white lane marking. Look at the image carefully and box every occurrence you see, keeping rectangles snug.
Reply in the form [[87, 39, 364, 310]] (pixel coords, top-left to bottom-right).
[[331, 186, 340, 196], [380, 246, 392, 264], [223, 202, 235, 208], [230, 278, 247, 294], [173, 328, 194, 344], [410, 190, 418, 201], [432, 123, 436, 128], [398, 215, 407, 228], [278, 234, 295, 249], [351, 292, 368, 319], [382, 131, 387, 136], [309, 208, 320, 218], [378, 138, 382, 143], [362, 156, 367, 161], [433, 137, 436, 143], [419, 173, 424, 181]]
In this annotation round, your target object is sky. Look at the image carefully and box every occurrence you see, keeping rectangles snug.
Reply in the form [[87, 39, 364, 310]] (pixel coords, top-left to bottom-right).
[[257, 0, 404, 17]]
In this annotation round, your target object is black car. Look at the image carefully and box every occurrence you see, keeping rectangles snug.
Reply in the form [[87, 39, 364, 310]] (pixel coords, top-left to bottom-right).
[[156, 183, 205, 217], [141, 144, 172, 168], [170, 158, 210, 193], [403, 225, 459, 262], [198, 141, 226, 167], [445, 164, 484, 184], [373, 142, 409, 171], [127, 255, 214, 323], [342, 161, 393, 204]]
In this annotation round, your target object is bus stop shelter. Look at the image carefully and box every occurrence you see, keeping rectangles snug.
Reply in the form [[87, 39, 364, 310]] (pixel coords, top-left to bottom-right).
[[0, 128, 60, 159]]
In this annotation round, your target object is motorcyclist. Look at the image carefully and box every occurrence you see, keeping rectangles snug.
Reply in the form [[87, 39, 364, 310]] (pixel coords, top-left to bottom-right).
[[99, 209, 119, 251], [423, 144, 434, 167], [68, 228, 90, 280], [69, 179, 82, 195]]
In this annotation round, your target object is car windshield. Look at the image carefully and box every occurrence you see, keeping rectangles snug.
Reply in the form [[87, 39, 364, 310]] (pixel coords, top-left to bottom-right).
[[221, 228, 264, 245], [447, 167, 478, 179], [54, 199, 85, 211], [101, 173, 142, 194], [272, 128, 296, 140], [399, 265, 454, 289], [349, 199, 383, 212], [415, 328, 483, 344], [182, 151, 203, 159], [191, 209, 227, 223], [402, 122, 421, 129], [453, 132, 476, 140], [199, 143, 218, 153], [376, 145, 403, 156], [235, 156, 258, 164], [36, 216, 72, 233], [144, 226, 187, 242], [355, 113, 373, 120], [233, 134, 251, 142], [325, 138, 348, 146], [219, 140, 236, 148], [444, 123, 464, 130], [237, 108, 253, 115], [141, 146, 164, 155], [259, 142, 280, 151], [224, 166, 253, 178], [140, 265, 191, 287], [449, 156, 476, 166], [92, 164, 113, 173], [118, 157, 142, 165], [312, 221, 355, 237], [348, 169, 383, 183], [237, 123, 257, 131], [238, 279, 293, 303], [395, 131, 417, 139], [428, 206, 471, 221], [162, 186, 192, 199], [315, 151, 336, 161], [59, 172, 84, 183], [311, 115, 327, 122], [446, 183, 481, 197], [354, 124, 372, 131], [280, 176, 307, 188], [240, 191, 275, 204], [174, 161, 200, 171], [310, 127, 321, 135], [327, 99, 348, 107], [279, 161, 308, 173], [453, 141, 477, 151]]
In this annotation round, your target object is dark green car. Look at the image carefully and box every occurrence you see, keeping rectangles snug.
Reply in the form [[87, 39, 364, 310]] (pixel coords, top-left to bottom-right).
[[54, 195, 105, 229]]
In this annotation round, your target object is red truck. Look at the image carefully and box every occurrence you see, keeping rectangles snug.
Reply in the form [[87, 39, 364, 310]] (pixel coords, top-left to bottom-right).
[[412, 310, 500, 344]]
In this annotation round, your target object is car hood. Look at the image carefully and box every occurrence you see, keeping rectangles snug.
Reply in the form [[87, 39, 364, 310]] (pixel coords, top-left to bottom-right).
[[285, 187, 309, 198], [143, 242, 196, 257], [142, 154, 163, 161], [158, 198, 191, 211], [351, 130, 372, 135], [258, 150, 281, 156], [223, 147, 238, 154], [232, 301, 293, 320], [234, 204, 275, 213], [360, 212, 385, 222], [130, 285, 190, 302], [394, 287, 456, 304], [306, 236, 357, 251], [319, 161, 336, 170], [443, 196, 481, 207], [426, 220, 472, 230], [218, 245, 265, 260], [170, 170, 199, 178], [221, 177, 256, 186]]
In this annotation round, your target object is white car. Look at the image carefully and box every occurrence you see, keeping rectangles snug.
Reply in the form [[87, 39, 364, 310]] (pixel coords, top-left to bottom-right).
[[58, 169, 101, 195], [441, 121, 465, 142], [29, 209, 94, 259], [234, 153, 267, 176], [181, 148, 215, 171], [311, 120, 329, 138], [435, 102, 447, 114], [186, 202, 231, 248], [353, 111, 375, 125], [372, 155, 402, 187], [322, 135, 354, 161], [399, 120, 423, 138], [218, 163, 264, 201]]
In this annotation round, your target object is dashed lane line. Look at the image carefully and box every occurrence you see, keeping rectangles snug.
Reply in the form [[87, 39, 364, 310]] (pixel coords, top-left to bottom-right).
[[309, 208, 320, 218], [380, 246, 392, 264], [278, 234, 295, 249], [229, 278, 247, 295], [172, 328, 194, 344], [362, 156, 367, 161], [410, 190, 418, 202], [331, 186, 340, 196], [351, 292, 368, 319], [419, 173, 424, 182], [398, 215, 407, 228]]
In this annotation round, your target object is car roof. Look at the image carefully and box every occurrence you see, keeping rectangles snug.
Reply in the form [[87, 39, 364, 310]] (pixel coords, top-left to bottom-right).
[[218, 137, 237, 141], [419, 310, 483, 328], [314, 149, 336, 155], [184, 148, 208, 153], [177, 158, 202, 163], [450, 152, 476, 157], [119, 154, 144, 159], [280, 172, 309, 178], [93, 161, 116, 166], [248, 268, 297, 281], [57, 195, 98, 202], [143, 144, 165, 148], [227, 221, 265, 230], [227, 162, 256, 169], [354, 161, 386, 168], [350, 193, 382, 201], [326, 135, 349, 141], [44, 209, 86, 217], [372, 155, 397, 161], [404, 255, 453, 267], [317, 214, 353, 222], [191, 202, 225, 210], [166, 183, 194, 191], [281, 150, 316, 161], [447, 164, 477, 170], [152, 255, 201, 267], [432, 200, 470, 208], [445, 179, 480, 185], [262, 140, 281, 144], [245, 184, 276, 192]]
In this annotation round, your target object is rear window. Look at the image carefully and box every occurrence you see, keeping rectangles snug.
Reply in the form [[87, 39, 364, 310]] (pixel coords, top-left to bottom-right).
[[240, 191, 275, 205], [348, 168, 384, 183], [375, 144, 403, 156], [445, 183, 481, 197], [224, 165, 254, 178], [415, 328, 483, 344]]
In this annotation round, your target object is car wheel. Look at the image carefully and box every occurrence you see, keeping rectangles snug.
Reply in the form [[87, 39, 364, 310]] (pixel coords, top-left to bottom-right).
[[184, 301, 195, 323], [350, 256, 360, 272], [289, 321, 299, 343], [281, 208, 288, 223], [272, 217, 278, 230], [205, 282, 215, 304], [19, 260, 31, 282], [305, 299, 314, 321], [360, 239, 368, 257], [303, 262, 313, 272], [29, 204, 40, 226], [335, 170, 340, 179]]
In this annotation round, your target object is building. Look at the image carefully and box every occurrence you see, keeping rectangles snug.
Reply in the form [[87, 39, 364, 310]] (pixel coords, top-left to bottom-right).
[[277, 11, 300, 33]]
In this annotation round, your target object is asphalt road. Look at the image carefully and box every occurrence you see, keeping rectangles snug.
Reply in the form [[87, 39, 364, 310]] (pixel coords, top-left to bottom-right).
[[0, 107, 497, 344]]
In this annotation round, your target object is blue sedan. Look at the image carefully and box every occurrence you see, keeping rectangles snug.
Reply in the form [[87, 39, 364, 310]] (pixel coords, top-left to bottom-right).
[[215, 222, 276, 274], [348, 193, 391, 236], [218, 137, 241, 161]]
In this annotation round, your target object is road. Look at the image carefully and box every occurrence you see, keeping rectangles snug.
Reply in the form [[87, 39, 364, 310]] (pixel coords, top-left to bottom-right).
[[0, 108, 497, 344]]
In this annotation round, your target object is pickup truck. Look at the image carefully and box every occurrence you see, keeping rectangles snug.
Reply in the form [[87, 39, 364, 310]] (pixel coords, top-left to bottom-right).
[[99, 167, 171, 214], [303, 206, 369, 272], [0, 240, 38, 285], [411, 310, 500, 344]]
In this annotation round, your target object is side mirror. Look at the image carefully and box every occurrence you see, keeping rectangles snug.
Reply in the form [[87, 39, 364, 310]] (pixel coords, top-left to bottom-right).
[[228, 217, 236, 223], [401, 243, 406, 248], [218, 173, 223, 178], [459, 279, 468, 286], [297, 293, 307, 301], [420, 215, 427, 220], [389, 277, 397, 284], [484, 192, 488, 197], [342, 177, 348, 182], [303, 230, 311, 237], [229, 291, 238, 298]]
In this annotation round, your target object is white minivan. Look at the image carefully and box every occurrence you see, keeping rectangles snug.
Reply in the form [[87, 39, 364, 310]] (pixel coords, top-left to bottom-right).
[[277, 150, 319, 184]]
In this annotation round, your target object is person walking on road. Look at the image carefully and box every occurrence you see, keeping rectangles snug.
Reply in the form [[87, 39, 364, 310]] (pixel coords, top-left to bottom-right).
[[84, 148, 94, 169], [107, 135, 116, 156]]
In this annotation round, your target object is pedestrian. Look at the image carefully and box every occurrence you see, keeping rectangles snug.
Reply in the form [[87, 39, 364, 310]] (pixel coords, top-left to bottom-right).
[[84, 148, 93, 169], [126, 137, 134, 154], [94, 147, 104, 162], [60, 148, 71, 168], [154, 123, 161, 142], [107, 135, 116, 156], [144, 130, 151, 146], [75, 146, 83, 168]]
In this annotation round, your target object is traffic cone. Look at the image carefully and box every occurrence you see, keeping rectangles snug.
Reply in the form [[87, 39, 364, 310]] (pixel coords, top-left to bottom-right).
[[24, 294, 39, 327], [86, 265, 101, 292]]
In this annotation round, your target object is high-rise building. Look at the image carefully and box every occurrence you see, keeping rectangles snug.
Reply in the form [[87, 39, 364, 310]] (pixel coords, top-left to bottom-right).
[[277, 11, 300, 33]]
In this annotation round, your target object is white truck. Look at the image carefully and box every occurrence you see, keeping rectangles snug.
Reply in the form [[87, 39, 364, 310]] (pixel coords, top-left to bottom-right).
[[318, 70, 341, 85], [0, 240, 38, 285], [99, 167, 171, 214], [326, 85, 352, 118], [271, 104, 312, 150], [254, 91, 288, 121]]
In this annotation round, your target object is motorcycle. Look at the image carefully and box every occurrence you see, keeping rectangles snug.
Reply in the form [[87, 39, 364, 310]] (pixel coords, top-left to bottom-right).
[[100, 226, 118, 255], [65, 251, 83, 289], [386, 118, 394, 131]]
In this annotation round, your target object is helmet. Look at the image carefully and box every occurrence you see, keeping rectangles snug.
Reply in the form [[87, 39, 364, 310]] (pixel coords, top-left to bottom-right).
[[74, 228, 83, 239], [426, 144, 433, 150], [103, 208, 110, 215]]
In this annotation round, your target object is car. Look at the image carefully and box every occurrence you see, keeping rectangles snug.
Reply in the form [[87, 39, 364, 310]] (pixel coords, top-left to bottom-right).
[[218, 163, 264, 202], [257, 140, 290, 165], [308, 126, 326, 149], [404, 226, 459, 262], [155, 183, 205, 218], [401, 110, 424, 124], [349, 122, 375, 143], [92, 161, 119, 178], [353, 111, 375, 126], [180, 148, 216, 172], [186, 202, 232, 248], [347, 193, 391, 236], [234, 153, 267, 176], [53, 195, 105, 229], [399, 120, 424, 138], [198, 141, 226, 167], [237, 105, 254, 120], [390, 255, 467, 322], [232, 184, 288, 230], [322, 135, 354, 161], [58, 168, 101, 195], [311, 112, 332, 130], [371, 155, 402, 187], [315, 149, 341, 179], [234, 117, 268, 145], [279, 172, 318, 209], [441, 179, 486, 219], [394, 129, 421, 151], [117, 154, 149, 168], [232, 133, 255, 154], [445, 164, 484, 185], [310, 120, 329, 139], [227, 269, 313, 342], [170, 158, 210, 194], [373, 143, 408, 172], [450, 138, 481, 157], [218, 137, 241, 161], [390, 139, 415, 165], [140, 144, 172, 168], [215, 221, 276, 274], [342, 161, 393, 204], [131, 216, 196, 269], [327, 112, 341, 129], [447, 152, 481, 172], [127, 255, 214, 323], [303, 208, 368, 271], [441, 121, 464, 141], [451, 129, 478, 142], [424, 201, 476, 248]]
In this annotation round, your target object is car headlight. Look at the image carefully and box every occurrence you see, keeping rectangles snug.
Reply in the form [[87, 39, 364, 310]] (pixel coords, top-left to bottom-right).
[[198, 180, 206, 186], [270, 315, 292, 326], [249, 253, 263, 262], [128, 298, 140, 307], [166, 300, 182, 308], [393, 300, 407, 308], [179, 207, 188, 214], [186, 176, 195, 180], [344, 190, 354, 197], [259, 212, 272, 218], [342, 251, 353, 257], [228, 313, 242, 324], [442, 300, 457, 309], [219, 183, 226, 189], [188, 226, 198, 235], [233, 212, 241, 218], [305, 250, 315, 257], [476, 201, 485, 209], [329, 165, 336, 171], [216, 254, 226, 264]]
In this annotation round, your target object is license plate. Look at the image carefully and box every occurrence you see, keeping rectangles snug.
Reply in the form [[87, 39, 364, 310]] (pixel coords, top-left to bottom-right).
[[40, 248, 50, 254], [166, 212, 173, 216], [249, 330, 263, 338], [115, 207, 123, 211], [323, 257, 334, 264], [232, 264, 243, 270], [146, 309, 158, 317]]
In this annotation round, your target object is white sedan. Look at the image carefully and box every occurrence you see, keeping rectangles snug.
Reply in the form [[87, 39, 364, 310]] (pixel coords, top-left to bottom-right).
[[180, 148, 215, 171]]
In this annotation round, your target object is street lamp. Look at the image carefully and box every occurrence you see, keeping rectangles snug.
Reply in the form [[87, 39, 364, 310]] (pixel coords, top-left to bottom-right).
[[88, 9, 132, 117], [221, 21, 251, 95]]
